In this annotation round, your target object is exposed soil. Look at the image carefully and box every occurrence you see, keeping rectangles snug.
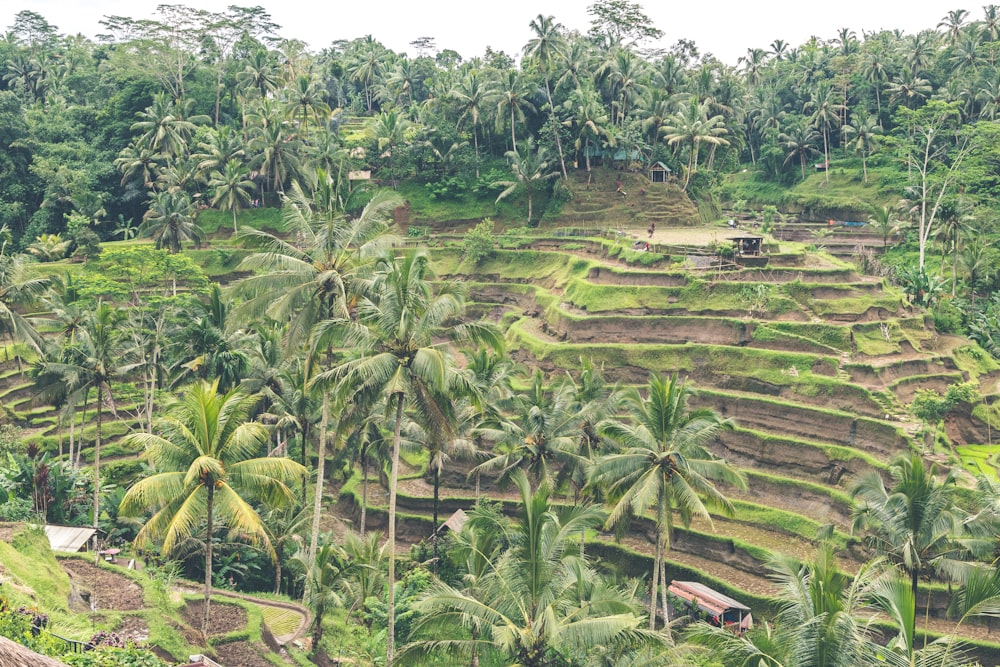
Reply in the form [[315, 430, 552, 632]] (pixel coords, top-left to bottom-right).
[[61, 559, 145, 611], [182, 599, 247, 636], [115, 615, 149, 642], [212, 639, 273, 667]]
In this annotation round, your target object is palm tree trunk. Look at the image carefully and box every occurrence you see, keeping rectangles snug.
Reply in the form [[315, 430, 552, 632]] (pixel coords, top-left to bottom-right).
[[360, 450, 368, 537], [273, 545, 283, 595], [203, 482, 215, 637], [387, 393, 404, 665], [511, 107, 518, 153], [93, 384, 102, 540], [307, 393, 330, 588], [432, 464, 441, 574], [68, 401, 76, 468], [544, 78, 568, 180], [650, 529, 661, 630]]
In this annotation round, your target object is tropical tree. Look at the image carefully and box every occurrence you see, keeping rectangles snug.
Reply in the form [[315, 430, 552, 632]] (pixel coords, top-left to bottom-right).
[[868, 204, 906, 248], [591, 373, 746, 629], [524, 14, 569, 179], [399, 470, 666, 666], [451, 71, 497, 177], [841, 109, 881, 183], [283, 73, 331, 140], [119, 379, 306, 636], [779, 118, 821, 180], [690, 545, 889, 667], [494, 138, 559, 225], [320, 248, 503, 663], [495, 69, 537, 152], [141, 190, 204, 254], [0, 252, 48, 355], [41, 302, 123, 538], [209, 160, 255, 234], [662, 98, 730, 191], [292, 539, 359, 651], [851, 452, 985, 643]]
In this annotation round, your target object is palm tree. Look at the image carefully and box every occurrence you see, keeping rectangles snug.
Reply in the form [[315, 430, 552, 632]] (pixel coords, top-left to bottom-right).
[[804, 83, 843, 185], [367, 110, 412, 187], [399, 470, 665, 666], [0, 252, 48, 355], [230, 179, 404, 570], [494, 138, 559, 225], [524, 14, 569, 179], [119, 379, 305, 636], [495, 69, 537, 152], [841, 110, 880, 183], [293, 539, 359, 651], [867, 204, 906, 249], [141, 190, 204, 254], [283, 73, 331, 140], [237, 48, 279, 100], [851, 452, 985, 642], [592, 373, 746, 629], [662, 98, 730, 191], [131, 92, 202, 161], [321, 249, 503, 664], [41, 302, 123, 541], [690, 545, 889, 667], [563, 82, 609, 172], [473, 370, 585, 489], [209, 160, 255, 235], [779, 117, 820, 180], [451, 71, 497, 178]]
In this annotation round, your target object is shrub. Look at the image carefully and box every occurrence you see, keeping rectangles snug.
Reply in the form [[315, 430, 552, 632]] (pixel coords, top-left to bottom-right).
[[462, 218, 497, 264]]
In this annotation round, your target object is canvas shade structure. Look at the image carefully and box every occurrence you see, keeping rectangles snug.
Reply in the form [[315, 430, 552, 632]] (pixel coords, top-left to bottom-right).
[[43, 525, 99, 553]]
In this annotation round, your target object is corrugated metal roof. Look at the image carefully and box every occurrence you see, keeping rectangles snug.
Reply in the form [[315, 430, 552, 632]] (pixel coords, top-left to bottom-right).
[[44, 525, 97, 553], [438, 508, 469, 534], [668, 580, 750, 612]]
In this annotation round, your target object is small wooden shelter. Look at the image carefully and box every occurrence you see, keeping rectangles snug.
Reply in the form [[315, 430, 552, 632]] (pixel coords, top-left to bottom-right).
[[649, 161, 672, 183], [728, 234, 764, 257], [668, 580, 752, 634], [436, 508, 469, 536]]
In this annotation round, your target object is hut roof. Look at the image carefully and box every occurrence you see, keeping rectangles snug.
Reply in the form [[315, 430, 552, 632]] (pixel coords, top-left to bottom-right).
[[667, 580, 750, 615], [44, 525, 98, 553], [437, 509, 469, 535], [0, 635, 69, 666]]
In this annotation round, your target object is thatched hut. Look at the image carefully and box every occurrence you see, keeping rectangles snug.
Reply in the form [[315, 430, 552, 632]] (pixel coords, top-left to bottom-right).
[[0, 635, 68, 666]]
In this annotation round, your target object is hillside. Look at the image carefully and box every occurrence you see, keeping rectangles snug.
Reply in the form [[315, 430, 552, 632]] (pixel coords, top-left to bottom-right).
[[4, 167, 1000, 663]]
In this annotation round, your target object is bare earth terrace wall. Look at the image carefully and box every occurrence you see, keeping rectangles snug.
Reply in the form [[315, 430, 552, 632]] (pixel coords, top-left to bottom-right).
[[692, 391, 910, 461]]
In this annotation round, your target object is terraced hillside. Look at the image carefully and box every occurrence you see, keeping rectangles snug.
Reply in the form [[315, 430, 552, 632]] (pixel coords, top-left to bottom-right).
[[342, 232, 1000, 651]]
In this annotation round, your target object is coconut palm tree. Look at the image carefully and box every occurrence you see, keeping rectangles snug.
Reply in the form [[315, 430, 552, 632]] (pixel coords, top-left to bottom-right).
[[320, 248, 503, 663], [399, 470, 666, 666], [524, 14, 569, 179], [209, 160, 255, 235], [451, 71, 497, 178], [779, 117, 821, 180], [842, 109, 881, 183], [495, 69, 537, 152], [41, 302, 123, 538], [690, 546, 891, 667], [494, 138, 559, 225], [850, 452, 985, 643], [119, 379, 305, 636], [867, 204, 906, 249], [0, 252, 48, 355], [592, 373, 746, 629], [282, 73, 331, 140], [472, 369, 585, 490], [662, 98, 730, 191], [141, 190, 204, 254]]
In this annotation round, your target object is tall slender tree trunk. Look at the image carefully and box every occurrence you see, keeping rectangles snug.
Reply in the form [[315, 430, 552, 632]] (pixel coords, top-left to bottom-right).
[[387, 393, 404, 665], [432, 465, 440, 573], [93, 385, 102, 541], [511, 107, 518, 153], [203, 483, 215, 637], [360, 450, 368, 537], [649, 529, 661, 630], [68, 401, 76, 468], [544, 78, 568, 179], [307, 394, 330, 589]]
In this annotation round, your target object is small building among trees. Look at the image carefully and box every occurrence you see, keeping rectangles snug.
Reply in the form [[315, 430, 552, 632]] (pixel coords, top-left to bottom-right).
[[668, 580, 752, 634], [649, 161, 672, 183]]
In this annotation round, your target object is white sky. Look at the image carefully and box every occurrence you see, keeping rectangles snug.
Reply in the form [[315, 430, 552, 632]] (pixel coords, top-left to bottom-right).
[[0, 0, 982, 65]]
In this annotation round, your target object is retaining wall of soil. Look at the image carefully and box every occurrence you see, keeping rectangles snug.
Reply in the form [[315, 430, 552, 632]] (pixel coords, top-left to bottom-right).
[[712, 429, 873, 487], [693, 392, 909, 461]]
